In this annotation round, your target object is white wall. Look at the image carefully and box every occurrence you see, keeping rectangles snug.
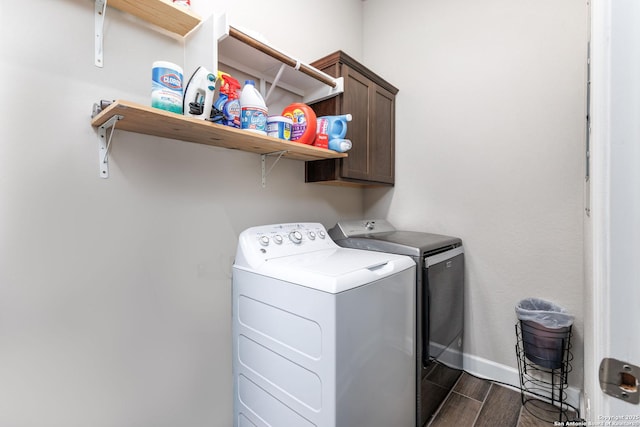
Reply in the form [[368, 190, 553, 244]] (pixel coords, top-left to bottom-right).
[[362, 0, 588, 388], [0, 1, 363, 426]]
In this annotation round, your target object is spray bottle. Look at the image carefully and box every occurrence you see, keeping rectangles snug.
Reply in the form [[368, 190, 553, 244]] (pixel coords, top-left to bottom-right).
[[214, 72, 242, 128]]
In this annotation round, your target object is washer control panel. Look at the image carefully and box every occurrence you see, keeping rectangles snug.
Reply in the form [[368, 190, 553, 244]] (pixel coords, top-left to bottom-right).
[[236, 223, 336, 268]]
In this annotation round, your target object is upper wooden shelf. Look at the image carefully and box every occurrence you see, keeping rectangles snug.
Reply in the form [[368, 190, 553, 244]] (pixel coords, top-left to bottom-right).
[[217, 25, 342, 103], [107, 0, 202, 37], [91, 100, 347, 161], [95, 2, 342, 102]]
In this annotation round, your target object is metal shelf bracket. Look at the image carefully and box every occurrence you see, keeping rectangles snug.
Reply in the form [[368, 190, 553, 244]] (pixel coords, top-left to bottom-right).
[[97, 114, 123, 178], [95, 0, 107, 67], [264, 63, 287, 104], [261, 150, 287, 188]]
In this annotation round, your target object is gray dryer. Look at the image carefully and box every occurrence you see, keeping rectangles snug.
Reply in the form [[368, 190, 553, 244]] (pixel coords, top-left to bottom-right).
[[329, 219, 464, 427]]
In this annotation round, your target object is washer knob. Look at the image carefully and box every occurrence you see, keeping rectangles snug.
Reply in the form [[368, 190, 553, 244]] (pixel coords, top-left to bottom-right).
[[365, 221, 375, 230], [259, 236, 270, 246], [307, 231, 316, 240], [318, 230, 326, 239], [273, 235, 283, 244], [289, 230, 303, 244]]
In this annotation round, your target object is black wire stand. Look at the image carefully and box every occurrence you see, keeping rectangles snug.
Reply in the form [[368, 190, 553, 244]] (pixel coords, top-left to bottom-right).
[[515, 321, 575, 423]]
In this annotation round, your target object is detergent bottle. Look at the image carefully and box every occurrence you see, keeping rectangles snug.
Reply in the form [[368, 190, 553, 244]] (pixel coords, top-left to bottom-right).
[[328, 138, 352, 153], [316, 114, 352, 140], [214, 72, 241, 128], [240, 80, 268, 134], [282, 103, 317, 145]]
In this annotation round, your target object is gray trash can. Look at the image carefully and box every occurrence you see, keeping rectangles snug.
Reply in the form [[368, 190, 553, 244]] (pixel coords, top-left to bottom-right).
[[515, 298, 574, 369]]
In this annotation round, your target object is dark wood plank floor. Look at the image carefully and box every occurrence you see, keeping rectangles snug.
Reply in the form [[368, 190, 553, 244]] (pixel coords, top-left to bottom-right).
[[427, 372, 574, 427]]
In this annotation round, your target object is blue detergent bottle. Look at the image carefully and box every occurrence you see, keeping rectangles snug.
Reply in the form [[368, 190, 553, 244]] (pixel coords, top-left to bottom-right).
[[317, 114, 352, 140], [328, 138, 352, 153]]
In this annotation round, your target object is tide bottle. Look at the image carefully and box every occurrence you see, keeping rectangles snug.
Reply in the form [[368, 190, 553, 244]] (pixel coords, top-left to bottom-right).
[[282, 103, 317, 145], [240, 80, 268, 134]]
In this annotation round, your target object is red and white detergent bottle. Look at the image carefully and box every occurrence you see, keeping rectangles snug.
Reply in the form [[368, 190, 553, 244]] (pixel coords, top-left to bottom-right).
[[282, 103, 317, 145]]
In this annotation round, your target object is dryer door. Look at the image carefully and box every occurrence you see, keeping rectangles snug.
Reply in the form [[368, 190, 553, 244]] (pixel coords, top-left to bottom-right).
[[425, 246, 464, 367]]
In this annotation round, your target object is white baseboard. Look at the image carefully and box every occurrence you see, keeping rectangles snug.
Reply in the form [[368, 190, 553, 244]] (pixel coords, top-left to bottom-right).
[[462, 352, 581, 411]]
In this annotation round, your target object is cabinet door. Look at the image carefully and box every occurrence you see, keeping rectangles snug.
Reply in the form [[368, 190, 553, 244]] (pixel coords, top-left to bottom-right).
[[342, 65, 395, 183], [341, 65, 372, 180], [368, 84, 395, 184]]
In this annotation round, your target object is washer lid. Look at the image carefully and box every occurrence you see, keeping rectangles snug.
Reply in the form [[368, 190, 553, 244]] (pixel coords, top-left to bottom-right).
[[329, 220, 462, 257], [329, 219, 396, 238], [236, 247, 415, 294]]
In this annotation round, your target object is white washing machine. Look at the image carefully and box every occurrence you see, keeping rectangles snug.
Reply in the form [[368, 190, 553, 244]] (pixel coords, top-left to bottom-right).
[[232, 223, 416, 427]]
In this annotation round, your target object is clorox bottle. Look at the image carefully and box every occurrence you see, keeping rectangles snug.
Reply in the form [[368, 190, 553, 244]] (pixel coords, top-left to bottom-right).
[[240, 80, 268, 134], [151, 61, 183, 114]]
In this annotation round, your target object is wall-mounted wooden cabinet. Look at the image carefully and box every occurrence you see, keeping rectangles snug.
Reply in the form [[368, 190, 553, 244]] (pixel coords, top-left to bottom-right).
[[305, 51, 398, 187]]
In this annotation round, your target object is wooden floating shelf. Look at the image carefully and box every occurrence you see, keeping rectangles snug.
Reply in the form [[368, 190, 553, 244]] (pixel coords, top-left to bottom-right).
[[107, 0, 202, 37], [91, 100, 347, 161], [96, 2, 341, 101]]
